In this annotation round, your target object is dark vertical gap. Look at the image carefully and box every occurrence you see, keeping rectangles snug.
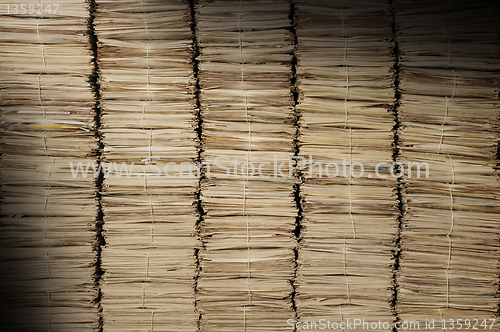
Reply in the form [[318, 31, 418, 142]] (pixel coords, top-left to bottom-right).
[[187, 0, 205, 331], [86, 1, 105, 331], [496, 0, 500, 319], [288, 1, 303, 329], [389, 0, 405, 330]]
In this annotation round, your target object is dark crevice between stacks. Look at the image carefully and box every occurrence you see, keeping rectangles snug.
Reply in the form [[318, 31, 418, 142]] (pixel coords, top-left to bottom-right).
[[496, 0, 500, 319], [389, 0, 405, 331], [86, 0, 105, 331], [187, 0, 205, 331], [289, 1, 303, 330]]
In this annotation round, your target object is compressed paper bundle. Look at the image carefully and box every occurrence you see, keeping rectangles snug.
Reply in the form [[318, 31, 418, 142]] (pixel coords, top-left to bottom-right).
[[395, 0, 500, 329], [0, 0, 98, 330], [293, 1, 399, 329], [2, 1, 500, 331], [196, 0, 297, 330], [94, 0, 200, 330]]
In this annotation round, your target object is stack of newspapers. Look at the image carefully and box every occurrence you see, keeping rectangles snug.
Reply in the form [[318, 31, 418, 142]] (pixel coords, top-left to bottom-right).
[[2, 0, 500, 331], [196, 0, 297, 330], [293, 1, 398, 330], [94, 0, 199, 330], [0, 0, 98, 330], [396, 0, 500, 329]]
